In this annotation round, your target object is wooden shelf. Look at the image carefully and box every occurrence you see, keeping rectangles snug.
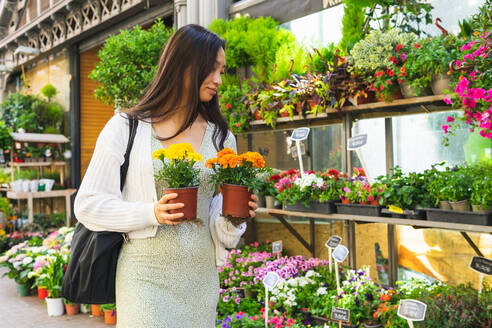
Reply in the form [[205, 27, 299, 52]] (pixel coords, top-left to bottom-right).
[[7, 189, 76, 199], [256, 208, 492, 234], [246, 95, 450, 132], [9, 161, 67, 167]]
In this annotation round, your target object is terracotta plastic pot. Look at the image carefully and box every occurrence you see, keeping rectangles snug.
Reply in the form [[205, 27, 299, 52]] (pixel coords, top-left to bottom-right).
[[91, 304, 103, 317], [16, 283, 29, 297], [46, 298, 64, 316], [370, 199, 380, 206], [341, 198, 351, 204], [439, 200, 451, 210], [222, 184, 252, 219], [376, 87, 403, 102], [37, 286, 48, 299], [449, 199, 470, 212], [65, 303, 79, 316], [164, 187, 199, 220], [104, 310, 117, 325], [359, 201, 369, 205], [431, 73, 451, 95]]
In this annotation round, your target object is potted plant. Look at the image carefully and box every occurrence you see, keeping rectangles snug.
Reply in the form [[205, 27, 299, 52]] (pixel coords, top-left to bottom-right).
[[470, 170, 492, 213], [91, 304, 104, 317], [0, 247, 35, 296], [403, 35, 463, 96], [350, 29, 417, 101], [337, 178, 381, 217], [206, 148, 267, 222], [100, 303, 117, 325], [152, 143, 203, 222], [64, 298, 79, 316], [263, 173, 281, 209], [42, 253, 67, 316]]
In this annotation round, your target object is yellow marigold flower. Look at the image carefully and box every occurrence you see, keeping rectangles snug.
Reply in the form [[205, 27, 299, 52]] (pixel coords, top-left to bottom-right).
[[187, 152, 203, 162], [205, 158, 217, 169], [164, 143, 195, 160], [217, 148, 236, 159], [152, 149, 166, 160]]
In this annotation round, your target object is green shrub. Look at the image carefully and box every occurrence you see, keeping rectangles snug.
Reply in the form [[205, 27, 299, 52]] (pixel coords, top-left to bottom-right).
[[89, 19, 174, 109]]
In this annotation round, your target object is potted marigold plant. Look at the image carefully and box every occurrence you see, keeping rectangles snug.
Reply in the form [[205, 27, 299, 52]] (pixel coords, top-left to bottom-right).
[[153, 143, 203, 221], [206, 148, 266, 220], [100, 303, 117, 325]]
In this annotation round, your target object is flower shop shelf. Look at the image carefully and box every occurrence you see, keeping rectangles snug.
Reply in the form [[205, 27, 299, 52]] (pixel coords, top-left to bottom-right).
[[247, 95, 449, 132], [7, 189, 77, 227]]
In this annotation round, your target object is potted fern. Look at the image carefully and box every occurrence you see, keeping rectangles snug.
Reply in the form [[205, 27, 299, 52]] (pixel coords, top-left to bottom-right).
[[153, 143, 203, 221]]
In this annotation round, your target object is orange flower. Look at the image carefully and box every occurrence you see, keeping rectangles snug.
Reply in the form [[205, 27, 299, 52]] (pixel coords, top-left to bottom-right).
[[380, 294, 392, 302], [205, 158, 217, 169], [217, 148, 236, 159], [239, 151, 265, 168], [218, 154, 239, 168]]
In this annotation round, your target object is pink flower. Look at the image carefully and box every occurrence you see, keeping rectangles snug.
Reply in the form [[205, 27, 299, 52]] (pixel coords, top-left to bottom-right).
[[443, 98, 453, 105], [441, 124, 449, 134], [463, 54, 474, 62], [447, 116, 455, 122]]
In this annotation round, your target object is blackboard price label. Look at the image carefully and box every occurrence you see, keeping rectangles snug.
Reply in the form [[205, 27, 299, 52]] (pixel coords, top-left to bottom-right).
[[331, 307, 350, 323], [263, 271, 280, 289], [470, 256, 492, 275], [332, 245, 349, 262], [272, 240, 283, 254], [397, 299, 427, 321], [325, 235, 342, 249], [230, 288, 245, 299], [348, 134, 368, 150], [291, 127, 310, 141]]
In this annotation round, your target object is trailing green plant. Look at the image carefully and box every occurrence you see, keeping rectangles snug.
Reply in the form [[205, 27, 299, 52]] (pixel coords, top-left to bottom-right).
[[14, 169, 38, 181], [0, 120, 12, 151], [40, 83, 58, 102], [89, 19, 174, 109], [0, 197, 13, 218], [403, 35, 463, 95], [209, 15, 296, 83]]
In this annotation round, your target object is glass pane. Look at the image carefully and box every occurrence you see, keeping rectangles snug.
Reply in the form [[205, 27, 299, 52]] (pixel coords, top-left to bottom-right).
[[311, 125, 343, 172]]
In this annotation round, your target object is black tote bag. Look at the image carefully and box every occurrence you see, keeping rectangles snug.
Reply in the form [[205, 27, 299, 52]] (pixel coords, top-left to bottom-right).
[[61, 118, 138, 304]]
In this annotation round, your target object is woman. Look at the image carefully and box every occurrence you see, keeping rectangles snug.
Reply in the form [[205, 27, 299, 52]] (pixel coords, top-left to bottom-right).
[[74, 24, 258, 327]]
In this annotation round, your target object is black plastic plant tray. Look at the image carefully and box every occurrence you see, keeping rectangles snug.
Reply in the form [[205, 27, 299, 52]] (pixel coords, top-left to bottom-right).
[[335, 203, 381, 217], [424, 208, 492, 226], [381, 208, 426, 220], [283, 200, 336, 214]]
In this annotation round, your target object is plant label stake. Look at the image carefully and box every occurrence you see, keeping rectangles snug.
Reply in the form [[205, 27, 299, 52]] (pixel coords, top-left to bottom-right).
[[397, 299, 427, 328], [262, 271, 280, 328], [291, 127, 310, 176], [331, 306, 350, 328], [332, 245, 349, 294], [469, 256, 492, 293], [347, 134, 370, 181], [325, 235, 342, 273], [272, 240, 283, 260]]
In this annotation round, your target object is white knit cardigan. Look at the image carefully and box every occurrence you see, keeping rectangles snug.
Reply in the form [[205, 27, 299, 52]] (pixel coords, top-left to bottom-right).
[[74, 114, 246, 266]]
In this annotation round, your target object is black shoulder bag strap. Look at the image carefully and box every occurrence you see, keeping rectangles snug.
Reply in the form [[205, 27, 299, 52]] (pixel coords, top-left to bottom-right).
[[120, 117, 139, 191]]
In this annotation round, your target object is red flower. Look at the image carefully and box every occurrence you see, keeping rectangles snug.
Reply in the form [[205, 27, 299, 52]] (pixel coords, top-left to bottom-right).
[[225, 104, 231, 109], [288, 169, 297, 175], [447, 116, 455, 122], [375, 71, 384, 77], [270, 175, 281, 181], [396, 44, 403, 52], [380, 85, 384, 90], [389, 56, 398, 64], [386, 80, 392, 85], [414, 43, 421, 48], [328, 169, 339, 177], [386, 69, 394, 77], [63, 264, 68, 273], [397, 78, 402, 84], [236, 122, 240, 127]]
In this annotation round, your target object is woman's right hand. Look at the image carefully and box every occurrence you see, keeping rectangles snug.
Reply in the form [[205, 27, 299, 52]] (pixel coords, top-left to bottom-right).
[[153, 193, 185, 225]]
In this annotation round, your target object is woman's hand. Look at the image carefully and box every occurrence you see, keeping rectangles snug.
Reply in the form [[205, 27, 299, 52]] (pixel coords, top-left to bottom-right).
[[154, 193, 185, 225], [248, 194, 258, 218]]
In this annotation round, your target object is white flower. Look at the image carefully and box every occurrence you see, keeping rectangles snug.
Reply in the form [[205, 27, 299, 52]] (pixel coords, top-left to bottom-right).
[[64, 232, 74, 245], [316, 287, 327, 295], [0, 255, 8, 263], [13, 261, 22, 270], [294, 173, 324, 189], [305, 270, 320, 278], [22, 257, 33, 265]]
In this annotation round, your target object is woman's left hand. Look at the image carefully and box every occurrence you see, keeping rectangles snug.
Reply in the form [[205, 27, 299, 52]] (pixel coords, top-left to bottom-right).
[[248, 194, 258, 218]]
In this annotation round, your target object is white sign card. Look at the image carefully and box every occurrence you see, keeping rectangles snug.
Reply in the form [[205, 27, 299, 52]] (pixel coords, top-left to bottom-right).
[[272, 240, 283, 254], [291, 127, 310, 141], [332, 245, 349, 262], [397, 299, 427, 321], [262, 271, 280, 290]]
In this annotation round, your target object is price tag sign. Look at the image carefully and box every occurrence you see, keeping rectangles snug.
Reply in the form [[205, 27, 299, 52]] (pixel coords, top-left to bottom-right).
[[470, 256, 492, 275], [397, 299, 427, 321], [348, 134, 367, 150], [331, 307, 350, 323], [332, 245, 349, 263], [262, 272, 280, 290], [291, 127, 310, 141], [325, 236, 342, 249], [0, 150, 5, 165], [272, 240, 283, 254], [230, 288, 245, 299]]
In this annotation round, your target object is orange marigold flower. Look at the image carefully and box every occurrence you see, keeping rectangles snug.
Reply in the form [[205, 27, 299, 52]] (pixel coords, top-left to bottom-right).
[[219, 154, 239, 168], [239, 151, 265, 168], [205, 158, 217, 169], [217, 147, 236, 159]]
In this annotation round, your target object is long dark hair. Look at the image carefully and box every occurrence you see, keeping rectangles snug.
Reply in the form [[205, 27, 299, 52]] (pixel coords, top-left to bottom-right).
[[126, 24, 229, 150]]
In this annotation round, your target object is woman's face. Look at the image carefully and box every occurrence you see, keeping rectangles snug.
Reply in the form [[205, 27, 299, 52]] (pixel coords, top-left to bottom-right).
[[199, 47, 225, 102]]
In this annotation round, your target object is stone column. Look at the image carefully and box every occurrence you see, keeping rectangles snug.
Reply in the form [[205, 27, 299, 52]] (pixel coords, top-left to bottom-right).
[[174, 0, 188, 28], [186, 0, 199, 25], [198, 0, 215, 27]]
